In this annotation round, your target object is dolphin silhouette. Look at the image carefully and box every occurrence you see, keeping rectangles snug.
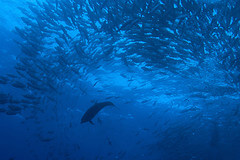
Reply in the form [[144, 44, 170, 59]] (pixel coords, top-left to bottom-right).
[[81, 101, 115, 125]]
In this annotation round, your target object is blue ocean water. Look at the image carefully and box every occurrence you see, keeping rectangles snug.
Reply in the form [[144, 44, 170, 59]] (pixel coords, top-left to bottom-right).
[[0, 0, 240, 160]]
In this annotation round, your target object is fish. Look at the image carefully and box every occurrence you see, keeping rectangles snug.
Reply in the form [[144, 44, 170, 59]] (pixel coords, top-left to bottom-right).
[[8, 105, 22, 112], [0, 108, 6, 113], [93, 81, 98, 87], [81, 101, 115, 125], [106, 136, 112, 145], [6, 110, 19, 115], [11, 81, 26, 89], [0, 93, 10, 104], [39, 136, 54, 142]]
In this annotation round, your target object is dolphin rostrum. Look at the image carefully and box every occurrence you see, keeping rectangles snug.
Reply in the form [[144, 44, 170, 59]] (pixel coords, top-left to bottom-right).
[[81, 101, 115, 125]]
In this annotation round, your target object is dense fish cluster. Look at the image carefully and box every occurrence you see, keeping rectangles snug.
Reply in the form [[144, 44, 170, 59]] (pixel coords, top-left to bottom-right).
[[0, 0, 240, 159], [4, 0, 240, 96]]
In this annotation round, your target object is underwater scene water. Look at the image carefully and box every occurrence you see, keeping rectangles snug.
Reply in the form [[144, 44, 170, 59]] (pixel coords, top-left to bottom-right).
[[0, 0, 240, 159]]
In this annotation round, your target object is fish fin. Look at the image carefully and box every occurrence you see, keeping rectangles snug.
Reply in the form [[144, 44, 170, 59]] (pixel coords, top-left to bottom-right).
[[89, 120, 94, 125]]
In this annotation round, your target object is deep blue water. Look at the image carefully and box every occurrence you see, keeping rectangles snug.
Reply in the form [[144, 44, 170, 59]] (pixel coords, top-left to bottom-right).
[[0, 0, 240, 160]]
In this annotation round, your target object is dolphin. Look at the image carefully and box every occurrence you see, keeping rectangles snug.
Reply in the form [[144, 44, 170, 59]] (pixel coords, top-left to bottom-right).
[[81, 101, 115, 125]]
